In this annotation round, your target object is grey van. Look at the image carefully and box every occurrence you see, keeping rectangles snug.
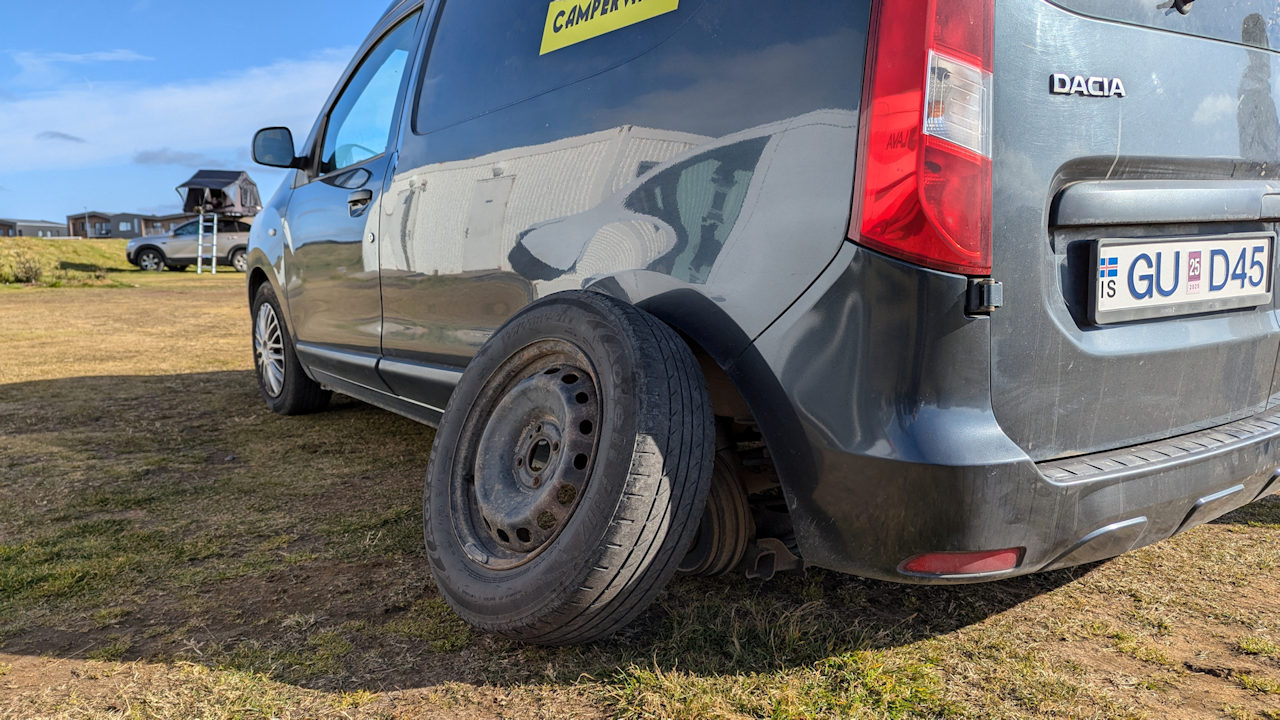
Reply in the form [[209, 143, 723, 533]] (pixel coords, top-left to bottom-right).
[[247, 0, 1280, 643]]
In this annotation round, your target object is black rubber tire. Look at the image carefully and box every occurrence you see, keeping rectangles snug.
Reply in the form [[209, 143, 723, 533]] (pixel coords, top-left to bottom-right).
[[136, 248, 165, 272], [424, 290, 714, 645], [251, 282, 331, 415]]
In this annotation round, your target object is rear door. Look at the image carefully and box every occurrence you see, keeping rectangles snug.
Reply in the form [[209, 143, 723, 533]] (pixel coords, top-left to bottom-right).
[[990, 0, 1280, 459]]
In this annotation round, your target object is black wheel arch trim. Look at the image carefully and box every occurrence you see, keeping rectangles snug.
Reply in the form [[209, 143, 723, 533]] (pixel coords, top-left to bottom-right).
[[583, 280, 818, 548]]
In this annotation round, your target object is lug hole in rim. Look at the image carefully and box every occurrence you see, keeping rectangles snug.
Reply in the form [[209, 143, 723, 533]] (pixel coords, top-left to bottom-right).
[[557, 485, 578, 505]]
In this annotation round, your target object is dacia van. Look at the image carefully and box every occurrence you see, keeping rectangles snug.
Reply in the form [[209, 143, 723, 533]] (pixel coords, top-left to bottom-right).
[[247, 0, 1280, 644]]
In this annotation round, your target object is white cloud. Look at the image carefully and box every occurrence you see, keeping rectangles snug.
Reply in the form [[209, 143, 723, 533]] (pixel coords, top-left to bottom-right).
[[10, 49, 153, 86], [13, 49, 152, 67], [1192, 93, 1237, 126], [0, 49, 350, 174], [134, 148, 224, 167]]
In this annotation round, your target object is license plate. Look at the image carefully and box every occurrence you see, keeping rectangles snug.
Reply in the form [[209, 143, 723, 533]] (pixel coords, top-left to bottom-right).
[[1091, 233, 1274, 325]]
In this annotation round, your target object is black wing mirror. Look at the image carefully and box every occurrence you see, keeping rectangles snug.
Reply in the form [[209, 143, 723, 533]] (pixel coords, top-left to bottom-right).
[[252, 127, 304, 169]]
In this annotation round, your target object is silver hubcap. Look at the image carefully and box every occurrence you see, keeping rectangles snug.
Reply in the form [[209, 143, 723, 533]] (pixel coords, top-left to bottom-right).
[[254, 303, 286, 397], [139, 252, 161, 271], [232, 252, 247, 272]]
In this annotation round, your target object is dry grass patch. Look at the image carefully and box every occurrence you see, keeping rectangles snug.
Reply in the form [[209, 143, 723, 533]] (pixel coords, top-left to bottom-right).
[[2, 271, 1280, 718]]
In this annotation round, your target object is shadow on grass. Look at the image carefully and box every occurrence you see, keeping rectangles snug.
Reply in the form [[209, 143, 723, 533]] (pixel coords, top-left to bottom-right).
[[57, 261, 110, 273], [0, 370, 1120, 695]]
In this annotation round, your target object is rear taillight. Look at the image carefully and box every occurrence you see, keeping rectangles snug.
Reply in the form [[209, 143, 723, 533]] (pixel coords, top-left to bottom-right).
[[851, 0, 994, 276]]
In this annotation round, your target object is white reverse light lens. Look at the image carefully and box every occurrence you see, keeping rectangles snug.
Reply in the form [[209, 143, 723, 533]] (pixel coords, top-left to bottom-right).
[[923, 50, 992, 158]]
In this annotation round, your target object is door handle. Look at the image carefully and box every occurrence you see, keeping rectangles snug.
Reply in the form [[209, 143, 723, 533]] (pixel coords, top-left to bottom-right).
[[348, 189, 373, 216]]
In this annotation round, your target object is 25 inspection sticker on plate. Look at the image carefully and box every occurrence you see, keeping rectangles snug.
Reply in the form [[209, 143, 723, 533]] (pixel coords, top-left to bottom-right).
[[1092, 233, 1274, 325]]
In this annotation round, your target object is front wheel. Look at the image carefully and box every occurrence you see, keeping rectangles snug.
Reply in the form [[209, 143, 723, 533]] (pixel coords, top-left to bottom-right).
[[251, 283, 331, 415], [136, 248, 164, 272], [424, 291, 714, 645]]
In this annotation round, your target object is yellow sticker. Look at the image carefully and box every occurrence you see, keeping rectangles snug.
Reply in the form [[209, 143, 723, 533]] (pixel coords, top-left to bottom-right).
[[540, 0, 679, 55]]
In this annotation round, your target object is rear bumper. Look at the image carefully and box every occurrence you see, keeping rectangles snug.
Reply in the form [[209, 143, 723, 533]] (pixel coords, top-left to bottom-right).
[[743, 244, 1280, 583]]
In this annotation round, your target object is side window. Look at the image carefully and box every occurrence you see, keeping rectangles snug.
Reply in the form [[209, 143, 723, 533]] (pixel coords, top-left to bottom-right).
[[320, 12, 420, 175], [414, 0, 691, 134], [173, 222, 197, 236]]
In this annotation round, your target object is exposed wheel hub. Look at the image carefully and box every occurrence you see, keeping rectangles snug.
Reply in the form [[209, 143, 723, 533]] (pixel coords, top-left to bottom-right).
[[462, 355, 599, 567]]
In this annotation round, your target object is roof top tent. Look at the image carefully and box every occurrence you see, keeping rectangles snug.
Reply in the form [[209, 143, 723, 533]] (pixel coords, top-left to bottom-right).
[[176, 170, 261, 274], [176, 170, 262, 217]]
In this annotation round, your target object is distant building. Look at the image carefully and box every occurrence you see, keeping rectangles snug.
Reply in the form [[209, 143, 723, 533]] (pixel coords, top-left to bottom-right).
[[66, 211, 198, 238], [67, 212, 113, 238], [150, 212, 198, 235], [0, 218, 69, 238]]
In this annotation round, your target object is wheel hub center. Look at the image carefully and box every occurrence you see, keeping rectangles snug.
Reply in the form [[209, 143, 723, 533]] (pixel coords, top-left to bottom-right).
[[527, 438, 552, 472]]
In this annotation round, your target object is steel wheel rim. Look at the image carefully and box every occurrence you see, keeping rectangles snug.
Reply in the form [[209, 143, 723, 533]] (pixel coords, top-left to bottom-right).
[[450, 340, 602, 571], [254, 302, 286, 397], [139, 252, 161, 271]]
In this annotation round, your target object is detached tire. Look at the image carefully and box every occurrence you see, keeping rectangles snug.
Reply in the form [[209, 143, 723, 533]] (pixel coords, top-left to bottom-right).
[[251, 282, 331, 415], [424, 291, 714, 645]]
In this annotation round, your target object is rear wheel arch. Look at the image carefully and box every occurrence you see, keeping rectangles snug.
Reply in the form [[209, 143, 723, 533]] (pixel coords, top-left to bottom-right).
[[583, 285, 811, 549]]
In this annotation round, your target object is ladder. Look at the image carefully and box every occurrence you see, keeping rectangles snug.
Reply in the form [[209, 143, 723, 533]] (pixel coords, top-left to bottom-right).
[[196, 212, 219, 274]]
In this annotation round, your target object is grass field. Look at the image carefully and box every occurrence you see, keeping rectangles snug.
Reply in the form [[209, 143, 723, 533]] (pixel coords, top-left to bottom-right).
[[1, 268, 1279, 718], [0, 237, 134, 287]]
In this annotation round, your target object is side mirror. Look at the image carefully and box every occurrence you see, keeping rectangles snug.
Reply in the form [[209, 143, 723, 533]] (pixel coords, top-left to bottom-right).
[[253, 127, 302, 169]]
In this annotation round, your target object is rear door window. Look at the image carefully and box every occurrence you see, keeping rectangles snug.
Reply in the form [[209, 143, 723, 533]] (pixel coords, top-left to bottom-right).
[[1048, 1, 1279, 50], [413, 0, 697, 134]]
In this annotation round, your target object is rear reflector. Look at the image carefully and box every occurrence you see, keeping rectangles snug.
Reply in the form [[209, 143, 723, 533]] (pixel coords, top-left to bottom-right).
[[901, 548, 1021, 576], [851, 0, 994, 276]]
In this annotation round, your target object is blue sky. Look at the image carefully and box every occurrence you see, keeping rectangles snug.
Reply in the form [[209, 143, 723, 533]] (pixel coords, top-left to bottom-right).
[[0, 2, 389, 224]]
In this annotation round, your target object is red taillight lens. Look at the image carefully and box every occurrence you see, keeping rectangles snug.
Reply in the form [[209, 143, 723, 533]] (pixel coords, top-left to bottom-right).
[[901, 548, 1021, 576], [852, 0, 994, 276]]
